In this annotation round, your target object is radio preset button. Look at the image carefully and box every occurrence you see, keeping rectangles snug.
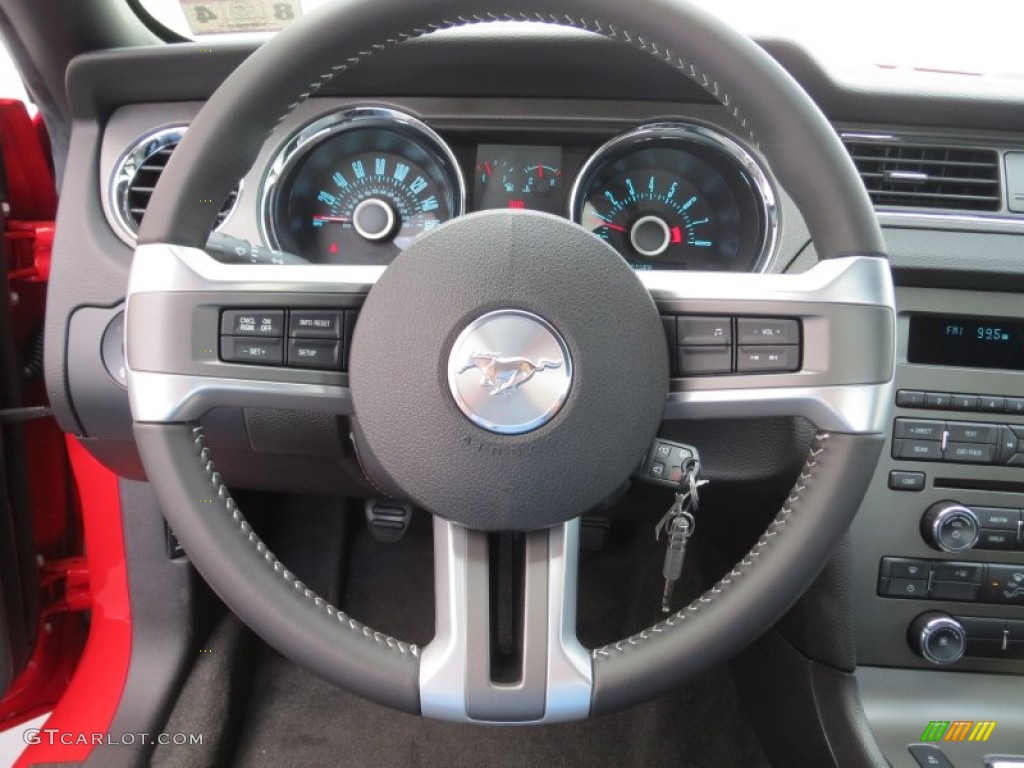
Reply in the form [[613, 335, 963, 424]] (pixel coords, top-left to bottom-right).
[[896, 390, 926, 408], [979, 395, 1006, 412], [951, 394, 979, 411]]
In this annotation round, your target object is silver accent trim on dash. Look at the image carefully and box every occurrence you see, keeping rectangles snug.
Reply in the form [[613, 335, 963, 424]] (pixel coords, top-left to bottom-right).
[[567, 121, 779, 274], [127, 243, 386, 296], [419, 519, 592, 724], [663, 383, 892, 435], [877, 209, 1024, 234], [259, 106, 466, 254], [637, 253, 894, 307], [127, 370, 352, 424], [108, 125, 241, 248]]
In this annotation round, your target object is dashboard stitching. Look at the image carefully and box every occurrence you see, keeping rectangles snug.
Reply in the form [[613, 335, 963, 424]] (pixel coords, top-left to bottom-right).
[[188, 425, 419, 657], [270, 13, 754, 145], [590, 431, 831, 659]]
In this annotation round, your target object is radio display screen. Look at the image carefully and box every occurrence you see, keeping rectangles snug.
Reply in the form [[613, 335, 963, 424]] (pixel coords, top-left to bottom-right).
[[908, 314, 1024, 371]]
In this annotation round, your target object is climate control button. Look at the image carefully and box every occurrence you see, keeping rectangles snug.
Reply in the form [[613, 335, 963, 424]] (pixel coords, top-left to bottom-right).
[[909, 612, 967, 665]]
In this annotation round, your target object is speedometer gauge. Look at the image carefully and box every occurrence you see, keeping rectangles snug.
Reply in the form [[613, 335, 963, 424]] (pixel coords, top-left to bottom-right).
[[570, 123, 777, 272], [262, 108, 464, 265]]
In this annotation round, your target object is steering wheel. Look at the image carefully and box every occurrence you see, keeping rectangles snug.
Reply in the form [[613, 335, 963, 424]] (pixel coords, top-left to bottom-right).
[[127, 0, 894, 722]]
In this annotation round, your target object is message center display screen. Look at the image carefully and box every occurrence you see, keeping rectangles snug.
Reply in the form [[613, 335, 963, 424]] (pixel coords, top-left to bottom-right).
[[908, 314, 1024, 371]]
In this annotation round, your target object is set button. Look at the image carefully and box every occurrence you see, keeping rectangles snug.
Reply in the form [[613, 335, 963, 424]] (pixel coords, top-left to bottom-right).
[[221, 337, 283, 365]]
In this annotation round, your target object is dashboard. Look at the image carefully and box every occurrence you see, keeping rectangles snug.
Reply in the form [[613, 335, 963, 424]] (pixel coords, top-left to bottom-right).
[[112, 105, 776, 272], [46, 27, 1024, 768]]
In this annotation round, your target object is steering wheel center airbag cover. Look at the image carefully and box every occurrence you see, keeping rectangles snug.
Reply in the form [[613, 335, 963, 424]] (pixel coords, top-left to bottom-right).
[[350, 210, 668, 530]]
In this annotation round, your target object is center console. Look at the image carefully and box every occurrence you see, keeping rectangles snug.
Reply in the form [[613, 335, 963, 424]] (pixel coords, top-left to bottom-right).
[[852, 287, 1024, 767]]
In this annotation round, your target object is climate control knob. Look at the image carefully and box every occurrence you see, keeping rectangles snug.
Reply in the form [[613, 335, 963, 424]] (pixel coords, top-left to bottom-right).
[[921, 501, 980, 553], [909, 612, 967, 665]]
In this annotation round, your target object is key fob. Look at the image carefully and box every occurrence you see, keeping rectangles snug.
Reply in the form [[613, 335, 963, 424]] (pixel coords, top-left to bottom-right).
[[634, 439, 700, 489]]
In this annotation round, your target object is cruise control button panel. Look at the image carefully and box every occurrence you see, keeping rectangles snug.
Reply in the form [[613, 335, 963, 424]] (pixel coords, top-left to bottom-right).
[[220, 308, 354, 370]]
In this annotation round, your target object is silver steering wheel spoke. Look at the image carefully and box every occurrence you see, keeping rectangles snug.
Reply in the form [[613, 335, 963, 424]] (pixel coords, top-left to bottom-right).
[[126, 241, 380, 423], [420, 518, 592, 724]]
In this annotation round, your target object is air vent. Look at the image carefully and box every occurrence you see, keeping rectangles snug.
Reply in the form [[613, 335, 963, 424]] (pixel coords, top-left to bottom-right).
[[842, 138, 1001, 213], [109, 126, 239, 244]]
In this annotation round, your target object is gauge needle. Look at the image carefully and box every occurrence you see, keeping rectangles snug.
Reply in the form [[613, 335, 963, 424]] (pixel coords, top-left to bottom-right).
[[597, 218, 626, 232], [312, 215, 350, 223]]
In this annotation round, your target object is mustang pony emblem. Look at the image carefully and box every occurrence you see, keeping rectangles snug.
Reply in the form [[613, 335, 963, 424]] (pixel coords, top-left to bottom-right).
[[456, 352, 563, 396]]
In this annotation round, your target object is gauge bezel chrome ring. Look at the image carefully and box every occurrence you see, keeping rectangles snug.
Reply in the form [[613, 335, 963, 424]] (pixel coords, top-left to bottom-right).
[[567, 121, 779, 274], [108, 125, 242, 249], [259, 106, 467, 255]]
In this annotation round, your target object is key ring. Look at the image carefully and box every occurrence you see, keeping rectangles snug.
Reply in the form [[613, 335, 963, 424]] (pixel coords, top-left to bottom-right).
[[679, 457, 706, 510]]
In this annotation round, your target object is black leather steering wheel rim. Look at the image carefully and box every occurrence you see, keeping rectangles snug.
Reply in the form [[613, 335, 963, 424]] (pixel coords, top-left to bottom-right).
[[130, 0, 891, 720]]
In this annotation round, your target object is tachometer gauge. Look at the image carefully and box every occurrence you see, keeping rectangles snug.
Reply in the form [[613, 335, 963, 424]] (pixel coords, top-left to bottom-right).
[[262, 108, 464, 265], [570, 124, 777, 272]]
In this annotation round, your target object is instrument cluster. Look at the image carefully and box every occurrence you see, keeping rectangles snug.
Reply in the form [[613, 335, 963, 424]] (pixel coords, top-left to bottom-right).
[[260, 107, 777, 272]]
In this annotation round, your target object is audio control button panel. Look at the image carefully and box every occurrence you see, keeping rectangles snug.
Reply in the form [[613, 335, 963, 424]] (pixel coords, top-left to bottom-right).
[[891, 417, 1024, 467]]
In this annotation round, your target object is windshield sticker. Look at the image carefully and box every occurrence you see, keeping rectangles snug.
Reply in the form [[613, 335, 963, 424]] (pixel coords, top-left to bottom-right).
[[180, 0, 302, 35]]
